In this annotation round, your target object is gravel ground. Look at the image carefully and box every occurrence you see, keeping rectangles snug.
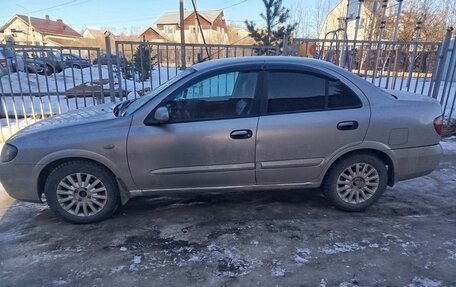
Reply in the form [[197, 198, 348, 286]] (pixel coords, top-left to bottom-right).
[[0, 139, 455, 287]]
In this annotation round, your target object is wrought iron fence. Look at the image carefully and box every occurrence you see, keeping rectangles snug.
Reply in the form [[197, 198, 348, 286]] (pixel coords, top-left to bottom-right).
[[0, 33, 455, 142], [0, 41, 278, 142], [289, 33, 456, 123]]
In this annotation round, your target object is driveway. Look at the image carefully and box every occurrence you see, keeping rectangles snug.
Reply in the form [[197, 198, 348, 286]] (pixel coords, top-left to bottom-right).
[[1, 139, 455, 286]]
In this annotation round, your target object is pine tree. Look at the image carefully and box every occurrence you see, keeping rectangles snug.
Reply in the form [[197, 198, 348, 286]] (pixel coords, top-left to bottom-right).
[[133, 44, 156, 82], [245, 0, 297, 46]]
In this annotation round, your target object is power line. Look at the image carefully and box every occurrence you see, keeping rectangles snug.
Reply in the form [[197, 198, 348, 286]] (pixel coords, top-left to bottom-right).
[[191, 0, 210, 59], [222, 0, 250, 10], [0, 0, 91, 19]]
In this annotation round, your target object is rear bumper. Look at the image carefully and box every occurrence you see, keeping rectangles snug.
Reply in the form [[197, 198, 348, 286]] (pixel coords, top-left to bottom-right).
[[391, 144, 442, 183]]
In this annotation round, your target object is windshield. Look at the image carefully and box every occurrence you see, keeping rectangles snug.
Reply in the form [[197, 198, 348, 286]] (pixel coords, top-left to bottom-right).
[[122, 68, 195, 116]]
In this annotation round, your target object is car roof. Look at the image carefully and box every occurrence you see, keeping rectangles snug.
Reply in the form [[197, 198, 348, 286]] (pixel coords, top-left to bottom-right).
[[190, 56, 391, 100], [191, 56, 338, 71]]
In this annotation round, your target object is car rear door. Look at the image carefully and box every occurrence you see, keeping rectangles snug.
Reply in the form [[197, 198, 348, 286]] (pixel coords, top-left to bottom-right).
[[127, 67, 263, 191], [255, 66, 370, 185]]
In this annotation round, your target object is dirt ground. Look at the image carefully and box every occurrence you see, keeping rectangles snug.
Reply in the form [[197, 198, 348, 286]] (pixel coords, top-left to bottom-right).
[[1, 140, 455, 287]]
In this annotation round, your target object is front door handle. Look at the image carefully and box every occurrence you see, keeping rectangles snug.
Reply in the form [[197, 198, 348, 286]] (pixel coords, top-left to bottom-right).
[[337, 121, 359, 131], [230, 129, 253, 139]]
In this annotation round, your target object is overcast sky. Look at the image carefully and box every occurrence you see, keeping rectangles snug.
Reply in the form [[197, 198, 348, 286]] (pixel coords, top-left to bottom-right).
[[0, 0, 326, 34]]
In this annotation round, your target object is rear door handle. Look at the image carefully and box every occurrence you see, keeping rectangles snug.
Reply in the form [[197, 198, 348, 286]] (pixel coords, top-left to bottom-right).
[[230, 129, 253, 139], [337, 121, 359, 131]]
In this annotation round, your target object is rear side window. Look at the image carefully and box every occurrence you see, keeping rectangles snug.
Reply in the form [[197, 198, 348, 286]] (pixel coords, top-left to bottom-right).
[[266, 71, 361, 114], [267, 72, 325, 113], [328, 79, 362, 108]]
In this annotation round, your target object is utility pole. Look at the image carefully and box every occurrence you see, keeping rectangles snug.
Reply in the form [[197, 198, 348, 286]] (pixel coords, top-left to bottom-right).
[[179, 0, 186, 69], [194, 0, 198, 43]]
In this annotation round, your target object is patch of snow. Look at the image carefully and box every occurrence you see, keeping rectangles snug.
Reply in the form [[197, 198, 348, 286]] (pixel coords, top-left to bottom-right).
[[110, 265, 125, 274], [129, 255, 142, 271], [207, 244, 260, 277], [52, 280, 69, 286], [441, 137, 456, 154], [320, 242, 365, 255], [119, 246, 127, 252], [408, 276, 442, 287], [320, 279, 328, 287], [270, 266, 286, 277], [250, 240, 259, 246], [339, 282, 359, 287], [133, 255, 142, 264], [294, 247, 312, 264]]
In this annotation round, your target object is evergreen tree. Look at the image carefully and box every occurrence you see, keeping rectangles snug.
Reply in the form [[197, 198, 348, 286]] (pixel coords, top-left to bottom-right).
[[245, 0, 297, 46], [133, 44, 156, 82]]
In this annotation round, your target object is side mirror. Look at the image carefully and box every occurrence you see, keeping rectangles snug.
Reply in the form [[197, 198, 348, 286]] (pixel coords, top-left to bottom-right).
[[153, 106, 170, 123]]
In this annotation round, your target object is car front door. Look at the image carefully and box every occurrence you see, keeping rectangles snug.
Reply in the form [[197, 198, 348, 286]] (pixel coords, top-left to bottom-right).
[[127, 68, 262, 191], [255, 68, 370, 185]]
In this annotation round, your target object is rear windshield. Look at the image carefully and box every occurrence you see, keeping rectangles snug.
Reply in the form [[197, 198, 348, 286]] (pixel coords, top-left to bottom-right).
[[0, 48, 14, 58]]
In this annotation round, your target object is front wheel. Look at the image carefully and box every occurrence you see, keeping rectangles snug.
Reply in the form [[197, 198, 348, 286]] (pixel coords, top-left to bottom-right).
[[44, 160, 120, 223], [322, 154, 388, 211]]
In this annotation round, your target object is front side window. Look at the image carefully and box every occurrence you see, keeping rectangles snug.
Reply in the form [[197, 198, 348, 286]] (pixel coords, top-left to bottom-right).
[[160, 71, 259, 122], [266, 71, 361, 114]]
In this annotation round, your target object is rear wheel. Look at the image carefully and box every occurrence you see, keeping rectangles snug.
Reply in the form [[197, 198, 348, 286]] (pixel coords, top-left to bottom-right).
[[322, 154, 387, 211], [44, 65, 53, 76], [44, 160, 120, 223]]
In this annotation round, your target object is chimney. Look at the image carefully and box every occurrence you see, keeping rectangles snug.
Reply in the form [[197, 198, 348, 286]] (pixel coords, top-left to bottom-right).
[[45, 15, 50, 23], [57, 19, 64, 31]]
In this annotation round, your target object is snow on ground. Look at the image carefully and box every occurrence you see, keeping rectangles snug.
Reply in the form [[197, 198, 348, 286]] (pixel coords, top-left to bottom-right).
[[0, 64, 455, 141], [441, 136, 456, 153], [0, 66, 178, 140]]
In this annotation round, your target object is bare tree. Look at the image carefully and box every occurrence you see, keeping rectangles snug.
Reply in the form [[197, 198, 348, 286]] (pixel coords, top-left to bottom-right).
[[288, 0, 312, 38], [314, 0, 338, 38]]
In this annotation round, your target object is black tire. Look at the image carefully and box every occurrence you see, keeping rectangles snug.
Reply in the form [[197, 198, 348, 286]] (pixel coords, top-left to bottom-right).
[[72, 64, 81, 69], [44, 160, 120, 223], [322, 154, 388, 211], [44, 65, 53, 76]]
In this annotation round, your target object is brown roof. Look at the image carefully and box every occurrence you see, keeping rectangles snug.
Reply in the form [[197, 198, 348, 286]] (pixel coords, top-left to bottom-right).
[[16, 14, 81, 38], [138, 27, 169, 41], [156, 10, 223, 25]]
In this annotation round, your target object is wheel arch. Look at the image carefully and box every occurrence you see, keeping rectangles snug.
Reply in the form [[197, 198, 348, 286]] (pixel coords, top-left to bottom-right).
[[323, 148, 395, 187], [36, 155, 131, 205]]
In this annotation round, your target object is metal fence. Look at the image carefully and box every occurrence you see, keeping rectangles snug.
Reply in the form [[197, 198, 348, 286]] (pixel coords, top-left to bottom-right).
[[289, 32, 456, 123], [1, 32, 455, 142], [0, 41, 278, 142]]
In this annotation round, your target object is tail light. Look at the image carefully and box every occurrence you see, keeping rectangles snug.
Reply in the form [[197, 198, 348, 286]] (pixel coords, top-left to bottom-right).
[[433, 116, 443, 136], [0, 58, 6, 68]]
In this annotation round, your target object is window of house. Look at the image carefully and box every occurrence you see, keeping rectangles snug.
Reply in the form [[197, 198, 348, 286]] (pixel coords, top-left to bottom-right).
[[164, 25, 175, 34], [266, 71, 361, 114], [160, 71, 259, 122]]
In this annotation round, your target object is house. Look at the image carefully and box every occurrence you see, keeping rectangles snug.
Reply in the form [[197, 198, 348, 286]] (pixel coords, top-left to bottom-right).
[[82, 28, 115, 40], [137, 27, 169, 42], [154, 10, 228, 44], [319, 0, 397, 41], [0, 14, 81, 46]]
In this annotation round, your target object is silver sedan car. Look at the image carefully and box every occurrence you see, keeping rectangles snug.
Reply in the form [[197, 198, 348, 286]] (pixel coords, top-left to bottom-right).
[[0, 57, 443, 223]]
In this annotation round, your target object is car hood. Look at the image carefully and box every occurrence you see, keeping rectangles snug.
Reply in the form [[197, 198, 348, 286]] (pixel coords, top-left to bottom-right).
[[9, 103, 117, 140], [385, 89, 439, 103]]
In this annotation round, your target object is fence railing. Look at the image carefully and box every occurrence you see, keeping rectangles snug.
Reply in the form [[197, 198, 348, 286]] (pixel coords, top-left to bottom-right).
[[0, 33, 455, 142], [289, 34, 456, 122]]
